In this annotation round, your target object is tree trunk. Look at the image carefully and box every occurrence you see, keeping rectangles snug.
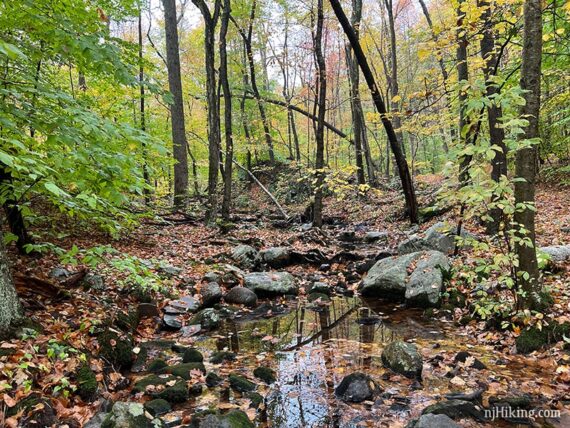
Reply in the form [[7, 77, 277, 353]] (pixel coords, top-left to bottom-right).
[[162, 0, 189, 207], [0, 228, 23, 337], [220, 0, 233, 220], [0, 167, 33, 254], [515, 0, 542, 309], [329, 0, 418, 224], [312, 0, 327, 228], [456, 0, 472, 185], [139, 7, 151, 205]]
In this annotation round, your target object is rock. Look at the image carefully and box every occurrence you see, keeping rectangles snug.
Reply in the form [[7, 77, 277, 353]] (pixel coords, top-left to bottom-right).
[[148, 359, 169, 373], [166, 296, 200, 314], [101, 402, 162, 428], [205, 372, 223, 387], [412, 414, 460, 428], [454, 351, 486, 370], [339, 231, 357, 242], [334, 372, 380, 403], [229, 373, 256, 393], [198, 410, 254, 428], [84, 412, 108, 428], [247, 392, 264, 408], [201, 282, 222, 307], [210, 351, 236, 364], [203, 271, 220, 283], [49, 267, 70, 280], [83, 273, 105, 290], [244, 272, 297, 297], [131, 340, 176, 373], [308, 292, 330, 303], [133, 374, 189, 403], [253, 366, 276, 384], [365, 231, 388, 243], [159, 362, 206, 379], [137, 303, 159, 319], [231, 245, 261, 270], [115, 310, 140, 333], [6, 394, 57, 427], [360, 251, 449, 307], [421, 399, 484, 421], [144, 399, 171, 417], [190, 308, 220, 330], [516, 322, 570, 354], [308, 281, 331, 295], [159, 265, 182, 277], [98, 331, 134, 369], [161, 413, 183, 428], [182, 348, 204, 363], [540, 245, 570, 263], [381, 341, 423, 379], [224, 287, 258, 307], [260, 247, 291, 268], [219, 264, 246, 287], [162, 314, 182, 331], [76, 363, 98, 401]]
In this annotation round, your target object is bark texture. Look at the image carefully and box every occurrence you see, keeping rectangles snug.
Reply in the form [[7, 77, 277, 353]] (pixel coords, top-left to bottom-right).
[[0, 229, 22, 336]]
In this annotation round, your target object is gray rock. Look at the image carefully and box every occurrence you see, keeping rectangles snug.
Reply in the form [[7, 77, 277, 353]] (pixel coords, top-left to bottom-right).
[[540, 245, 570, 263], [162, 315, 182, 331], [309, 281, 331, 295], [399, 222, 457, 255], [166, 296, 200, 314], [83, 273, 105, 290], [231, 245, 261, 270], [203, 271, 220, 283], [260, 247, 291, 268], [49, 267, 70, 280], [335, 372, 379, 403], [84, 412, 108, 428], [159, 265, 182, 277], [201, 282, 222, 307], [414, 414, 460, 428], [198, 411, 254, 428], [190, 308, 220, 330], [219, 264, 245, 287], [244, 272, 298, 297], [381, 341, 423, 379], [224, 287, 258, 307], [360, 251, 448, 307], [365, 231, 389, 243], [101, 402, 163, 428]]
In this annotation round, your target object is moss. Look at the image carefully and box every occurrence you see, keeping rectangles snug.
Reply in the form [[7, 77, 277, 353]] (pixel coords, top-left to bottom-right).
[[223, 410, 254, 427], [253, 366, 276, 384], [423, 308, 435, 318], [183, 348, 204, 363], [206, 372, 222, 387], [159, 362, 206, 379], [156, 379, 189, 403], [247, 392, 264, 408], [76, 364, 98, 401], [458, 315, 473, 326], [98, 330, 134, 369], [447, 289, 466, 308], [209, 351, 236, 364], [516, 323, 570, 354], [115, 310, 140, 333], [147, 359, 168, 373], [229, 373, 256, 393], [144, 398, 171, 416], [133, 374, 188, 403]]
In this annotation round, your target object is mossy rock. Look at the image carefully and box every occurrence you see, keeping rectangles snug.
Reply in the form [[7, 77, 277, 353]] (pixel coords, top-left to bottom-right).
[[98, 330, 134, 369], [144, 398, 171, 416], [148, 359, 169, 373], [516, 322, 570, 354], [133, 374, 188, 403], [253, 366, 276, 384], [76, 363, 98, 401], [308, 292, 330, 303], [182, 348, 204, 363], [206, 372, 222, 387], [247, 392, 264, 408], [197, 410, 254, 428], [158, 362, 206, 379], [115, 310, 140, 333], [210, 351, 236, 364], [229, 373, 256, 393], [101, 402, 160, 428], [224, 410, 255, 427]]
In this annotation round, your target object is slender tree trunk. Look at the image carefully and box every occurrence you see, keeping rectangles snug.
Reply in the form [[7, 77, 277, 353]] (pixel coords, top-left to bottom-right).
[[329, 0, 418, 223], [220, 0, 233, 220], [515, 0, 542, 309], [313, 0, 327, 228], [139, 7, 151, 205], [0, 227, 22, 337], [456, 0, 472, 185], [0, 168, 33, 254], [162, 0, 189, 207]]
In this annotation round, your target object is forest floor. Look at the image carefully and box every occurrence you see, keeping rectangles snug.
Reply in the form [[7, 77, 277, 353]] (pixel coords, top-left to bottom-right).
[[1, 176, 569, 428]]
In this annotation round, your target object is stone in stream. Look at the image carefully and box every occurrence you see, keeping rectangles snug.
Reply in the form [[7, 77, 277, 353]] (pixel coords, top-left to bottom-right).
[[133, 374, 189, 403], [381, 341, 423, 379], [231, 245, 261, 270], [144, 399, 171, 417], [201, 282, 222, 307], [147, 358, 168, 373], [162, 314, 182, 331], [224, 286, 258, 307], [540, 245, 570, 263], [454, 351, 486, 370], [229, 373, 257, 393], [167, 295, 201, 313], [158, 362, 206, 379], [198, 410, 254, 428], [205, 372, 223, 387], [190, 308, 220, 330], [210, 351, 236, 364], [421, 399, 485, 421], [260, 247, 292, 268], [408, 414, 460, 428], [335, 372, 380, 403], [244, 272, 297, 297], [253, 366, 276, 384], [360, 250, 449, 307], [101, 402, 163, 428]]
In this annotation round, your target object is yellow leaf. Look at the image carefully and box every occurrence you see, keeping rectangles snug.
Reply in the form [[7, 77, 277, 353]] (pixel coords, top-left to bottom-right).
[[391, 95, 402, 103]]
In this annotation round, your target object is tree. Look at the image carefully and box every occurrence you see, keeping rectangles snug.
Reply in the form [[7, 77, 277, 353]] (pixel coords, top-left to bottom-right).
[[329, 0, 418, 224], [220, 0, 233, 220], [456, 0, 472, 185], [515, 0, 542, 309], [139, 5, 151, 205], [0, 228, 22, 337], [162, 0, 189, 208]]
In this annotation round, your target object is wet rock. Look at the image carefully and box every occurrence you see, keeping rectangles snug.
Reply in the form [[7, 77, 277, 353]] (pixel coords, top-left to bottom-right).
[[198, 410, 254, 428], [133, 374, 189, 403], [335, 372, 380, 403], [132, 340, 176, 373], [365, 231, 388, 243], [190, 308, 220, 330], [253, 366, 276, 384], [137, 303, 159, 319], [76, 363, 98, 401], [183, 348, 204, 363], [409, 414, 460, 428], [454, 351, 486, 370], [49, 267, 70, 280], [97, 331, 134, 369], [159, 265, 182, 277], [229, 373, 257, 393], [144, 399, 171, 417], [201, 282, 223, 307], [83, 273, 105, 291], [205, 372, 223, 387], [148, 359, 169, 373], [360, 251, 449, 307], [101, 402, 162, 428], [244, 272, 297, 297], [224, 286, 258, 307], [166, 296, 200, 314], [308, 281, 331, 295], [159, 362, 206, 379], [381, 341, 423, 379], [260, 247, 291, 268], [231, 245, 261, 270], [421, 399, 484, 421], [210, 351, 236, 364], [162, 314, 182, 331], [540, 245, 570, 263]]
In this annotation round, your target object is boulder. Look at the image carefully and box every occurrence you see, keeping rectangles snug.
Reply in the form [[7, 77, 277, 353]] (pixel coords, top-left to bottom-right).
[[49, 267, 70, 280], [260, 247, 291, 268], [76, 363, 98, 401], [205, 372, 223, 387], [381, 341, 423, 379], [165, 296, 200, 314], [244, 272, 297, 297], [308, 281, 331, 295], [182, 348, 204, 363], [101, 402, 162, 428], [229, 373, 256, 393], [253, 366, 276, 384], [162, 314, 182, 331], [219, 264, 245, 287], [540, 245, 570, 263], [399, 222, 465, 255], [201, 282, 222, 307], [231, 245, 261, 270], [159, 265, 182, 277], [335, 372, 379, 403], [137, 303, 159, 319], [98, 331, 134, 369], [133, 374, 189, 403], [210, 351, 236, 364], [203, 271, 220, 283], [159, 362, 206, 379], [190, 308, 220, 330], [360, 251, 449, 307], [224, 287, 258, 307]]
